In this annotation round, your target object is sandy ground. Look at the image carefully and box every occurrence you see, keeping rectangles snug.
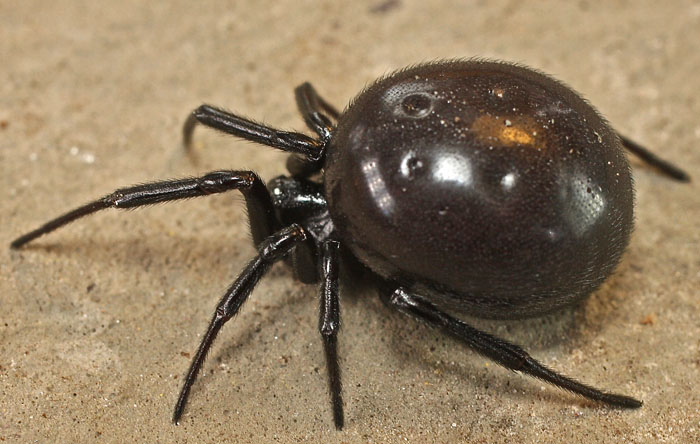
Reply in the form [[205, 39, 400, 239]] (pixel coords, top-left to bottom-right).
[[2, 1, 699, 442]]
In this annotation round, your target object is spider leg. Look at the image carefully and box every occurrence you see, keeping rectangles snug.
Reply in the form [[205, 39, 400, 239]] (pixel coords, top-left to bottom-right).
[[10, 170, 277, 249], [183, 104, 323, 160], [172, 224, 307, 424], [285, 83, 340, 178], [382, 286, 643, 409], [617, 133, 690, 182], [318, 240, 344, 429], [294, 82, 339, 141]]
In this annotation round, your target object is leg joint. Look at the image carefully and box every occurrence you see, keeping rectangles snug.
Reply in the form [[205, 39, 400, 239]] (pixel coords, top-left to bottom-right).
[[198, 170, 257, 194], [258, 224, 307, 260], [319, 319, 339, 337]]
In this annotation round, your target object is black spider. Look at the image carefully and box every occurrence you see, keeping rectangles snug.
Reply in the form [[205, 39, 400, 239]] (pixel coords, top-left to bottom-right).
[[11, 60, 690, 430]]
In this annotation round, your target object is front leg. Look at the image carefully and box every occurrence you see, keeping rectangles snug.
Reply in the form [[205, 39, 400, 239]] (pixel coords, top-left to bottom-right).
[[11, 170, 277, 248], [183, 104, 324, 160], [382, 286, 642, 409], [294, 82, 339, 142], [286, 82, 341, 178]]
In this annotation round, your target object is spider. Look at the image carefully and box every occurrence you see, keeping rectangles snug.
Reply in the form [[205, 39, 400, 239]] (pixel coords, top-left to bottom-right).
[[11, 60, 690, 430]]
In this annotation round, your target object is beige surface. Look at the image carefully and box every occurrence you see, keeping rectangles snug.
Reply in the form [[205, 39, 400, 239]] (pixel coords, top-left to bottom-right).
[[2, 1, 699, 442]]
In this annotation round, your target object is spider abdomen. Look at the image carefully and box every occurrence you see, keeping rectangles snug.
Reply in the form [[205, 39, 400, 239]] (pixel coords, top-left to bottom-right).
[[324, 60, 634, 318]]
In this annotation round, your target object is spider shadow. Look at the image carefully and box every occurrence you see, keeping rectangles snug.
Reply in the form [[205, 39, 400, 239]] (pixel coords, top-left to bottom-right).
[[14, 219, 254, 275], [12, 227, 258, 326]]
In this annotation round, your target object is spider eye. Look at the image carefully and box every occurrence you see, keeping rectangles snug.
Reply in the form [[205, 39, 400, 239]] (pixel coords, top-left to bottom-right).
[[399, 92, 433, 118]]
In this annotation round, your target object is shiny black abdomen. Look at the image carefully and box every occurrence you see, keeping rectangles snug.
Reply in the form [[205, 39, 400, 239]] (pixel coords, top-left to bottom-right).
[[323, 60, 634, 318]]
